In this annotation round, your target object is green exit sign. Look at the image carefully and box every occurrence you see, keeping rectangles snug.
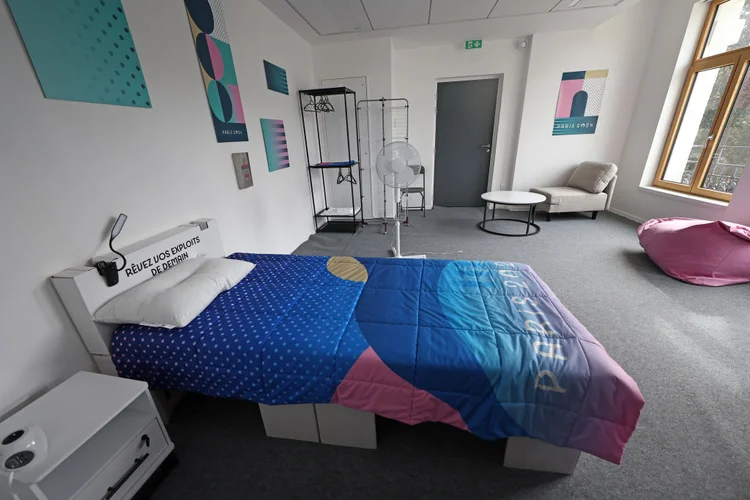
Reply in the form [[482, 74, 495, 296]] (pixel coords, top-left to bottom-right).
[[465, 39, 483, 50]]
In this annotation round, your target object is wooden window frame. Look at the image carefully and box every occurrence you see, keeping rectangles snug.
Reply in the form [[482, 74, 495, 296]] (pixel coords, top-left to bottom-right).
[[653, 0, 750, 202]]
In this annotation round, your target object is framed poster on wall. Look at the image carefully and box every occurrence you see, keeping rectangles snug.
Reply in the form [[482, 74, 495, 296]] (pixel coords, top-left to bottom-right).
[[184, 0, 248, 142], [7, 0, 151, 108], [260, 119, 289, 172], [553, 70, 609, 136], [264, 60, 289, 95]]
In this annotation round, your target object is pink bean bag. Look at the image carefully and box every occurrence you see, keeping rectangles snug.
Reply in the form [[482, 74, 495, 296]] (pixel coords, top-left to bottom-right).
[[637, 218, 750, 286]]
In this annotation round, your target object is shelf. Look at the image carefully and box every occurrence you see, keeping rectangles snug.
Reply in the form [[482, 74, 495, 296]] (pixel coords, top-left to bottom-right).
[[0, 372, 148, 484], [317, 207, 361, 218], [38, 409, 153, 500], [317, 220, 361, 233], [309, 162, 359, 169], [300, 86, 355, 96], [301, 82, 362, 236]]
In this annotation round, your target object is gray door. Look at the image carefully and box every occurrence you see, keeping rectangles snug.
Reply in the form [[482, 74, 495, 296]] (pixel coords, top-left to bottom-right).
[[434, 78, 499, 207]]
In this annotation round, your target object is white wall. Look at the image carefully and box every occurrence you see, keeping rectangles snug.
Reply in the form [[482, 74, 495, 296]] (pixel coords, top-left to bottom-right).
[[308, 0, 703, 218], [312, 36, 530, 214], [512, 0, 658, 191], [0, 0, 314, 413], [303, 0, 750, 226], [392, 39, 530, 207], [614, 0, 750, 225], [313, 38, 392, 102], [313, 38, 393, 218]]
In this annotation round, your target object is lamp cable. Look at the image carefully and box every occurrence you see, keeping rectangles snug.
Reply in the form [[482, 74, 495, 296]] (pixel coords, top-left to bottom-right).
[[109, 237, 128, 271]]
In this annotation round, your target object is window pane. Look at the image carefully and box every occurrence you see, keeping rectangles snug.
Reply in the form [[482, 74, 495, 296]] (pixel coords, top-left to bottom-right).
[[701, 67, 750, 193], [703, 0, 750, 58], [662, 65, 734, 185]]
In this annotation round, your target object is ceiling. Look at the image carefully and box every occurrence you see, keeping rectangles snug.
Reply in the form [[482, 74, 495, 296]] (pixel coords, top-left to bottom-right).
[[259, 0, 637, 45]]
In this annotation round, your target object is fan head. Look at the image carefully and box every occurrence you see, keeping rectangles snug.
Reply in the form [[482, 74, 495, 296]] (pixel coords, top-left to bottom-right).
[[376, 141, 422, 189]]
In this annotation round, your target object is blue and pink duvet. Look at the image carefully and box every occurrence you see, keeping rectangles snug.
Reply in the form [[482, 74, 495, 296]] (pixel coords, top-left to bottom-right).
[[112, 254, 644, 464]]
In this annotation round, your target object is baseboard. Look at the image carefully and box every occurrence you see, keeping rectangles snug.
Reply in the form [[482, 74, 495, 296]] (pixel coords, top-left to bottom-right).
[[608, 207, 646, 224]]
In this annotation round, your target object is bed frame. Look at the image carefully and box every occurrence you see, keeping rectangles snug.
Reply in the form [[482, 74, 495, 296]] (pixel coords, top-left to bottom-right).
[[51, 219, 580, 474]]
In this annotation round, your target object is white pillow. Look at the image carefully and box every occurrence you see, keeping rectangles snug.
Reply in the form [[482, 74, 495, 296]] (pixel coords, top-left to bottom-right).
[[94, 257, 255, 328]]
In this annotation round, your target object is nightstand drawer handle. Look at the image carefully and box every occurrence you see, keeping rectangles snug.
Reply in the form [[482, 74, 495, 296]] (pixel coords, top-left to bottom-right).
[[141, 434, 150, 448], [103, 453, 150, 500]]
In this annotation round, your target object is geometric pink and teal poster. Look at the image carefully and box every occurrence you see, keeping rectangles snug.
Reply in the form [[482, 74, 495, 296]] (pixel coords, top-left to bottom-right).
[[184, 0, 248, 142], [260, 119, 290, 172], [553, 70, 608, 136]]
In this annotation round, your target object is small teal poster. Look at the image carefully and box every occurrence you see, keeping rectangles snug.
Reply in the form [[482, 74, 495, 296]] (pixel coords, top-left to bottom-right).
[[7, 0, 151, 108], [264, 60, 289, 95]]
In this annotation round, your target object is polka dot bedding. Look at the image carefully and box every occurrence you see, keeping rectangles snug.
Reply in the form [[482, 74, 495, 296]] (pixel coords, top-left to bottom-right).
[[111, 253, 644, 464]]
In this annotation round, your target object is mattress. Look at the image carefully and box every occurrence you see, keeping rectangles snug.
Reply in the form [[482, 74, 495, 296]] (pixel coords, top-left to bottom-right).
[[111, 254, 644, 464]]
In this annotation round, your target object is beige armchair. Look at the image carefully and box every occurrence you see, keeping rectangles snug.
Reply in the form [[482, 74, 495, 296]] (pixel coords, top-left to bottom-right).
[[530, 162, 618, 221]]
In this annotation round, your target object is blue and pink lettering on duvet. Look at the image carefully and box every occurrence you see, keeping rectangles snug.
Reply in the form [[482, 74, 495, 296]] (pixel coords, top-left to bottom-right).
[[111, 254, 644, 464]]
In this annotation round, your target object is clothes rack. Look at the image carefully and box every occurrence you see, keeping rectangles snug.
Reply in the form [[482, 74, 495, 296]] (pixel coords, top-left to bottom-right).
[[300, 87, 365, 233], [356, 98, 410, 234]]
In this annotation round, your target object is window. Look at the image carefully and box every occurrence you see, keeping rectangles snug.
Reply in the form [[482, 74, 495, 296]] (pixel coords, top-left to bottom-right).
[[654, 0, 750, 201]]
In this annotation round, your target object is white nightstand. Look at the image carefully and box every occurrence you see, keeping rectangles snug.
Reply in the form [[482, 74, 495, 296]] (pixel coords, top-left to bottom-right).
[[0, 372, 175, 500]]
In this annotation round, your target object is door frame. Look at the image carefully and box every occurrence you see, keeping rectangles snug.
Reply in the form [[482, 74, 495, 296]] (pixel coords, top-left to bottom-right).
[[432, 74, 504, 208]]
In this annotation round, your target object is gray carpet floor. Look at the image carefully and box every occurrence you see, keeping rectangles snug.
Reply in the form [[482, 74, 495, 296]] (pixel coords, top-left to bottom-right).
[[151, 208, 750, 500]]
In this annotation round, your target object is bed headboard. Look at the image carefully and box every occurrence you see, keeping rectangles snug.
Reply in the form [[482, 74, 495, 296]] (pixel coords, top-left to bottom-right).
[[52, 218, 224, 374]]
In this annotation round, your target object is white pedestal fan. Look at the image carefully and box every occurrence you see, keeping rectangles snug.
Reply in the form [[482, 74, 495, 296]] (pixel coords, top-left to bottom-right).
[[375, 141, 426, 259]]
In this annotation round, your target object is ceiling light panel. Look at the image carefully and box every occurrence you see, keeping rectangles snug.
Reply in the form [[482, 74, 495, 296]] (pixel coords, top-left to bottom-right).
[[552, 0, 621, 10], [489, 0, 562, 17], [287, 0, 372, 35], [429, 0, 498, 24], [360, 0, 432, 29]]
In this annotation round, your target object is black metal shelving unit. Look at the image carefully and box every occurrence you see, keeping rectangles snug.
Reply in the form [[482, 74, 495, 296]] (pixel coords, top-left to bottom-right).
[[299, 87, 365, 233]]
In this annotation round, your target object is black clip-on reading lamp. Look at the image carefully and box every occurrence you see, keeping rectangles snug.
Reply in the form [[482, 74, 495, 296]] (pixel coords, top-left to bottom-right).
[[95, 214, 128, 287]]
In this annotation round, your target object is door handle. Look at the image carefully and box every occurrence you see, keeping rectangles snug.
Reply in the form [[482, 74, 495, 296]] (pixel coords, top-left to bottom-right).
[[480, 144, 491, 153]]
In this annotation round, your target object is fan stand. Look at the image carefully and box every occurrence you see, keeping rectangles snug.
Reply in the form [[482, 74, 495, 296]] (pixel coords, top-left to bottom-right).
[[389, 185, 425, 259]]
